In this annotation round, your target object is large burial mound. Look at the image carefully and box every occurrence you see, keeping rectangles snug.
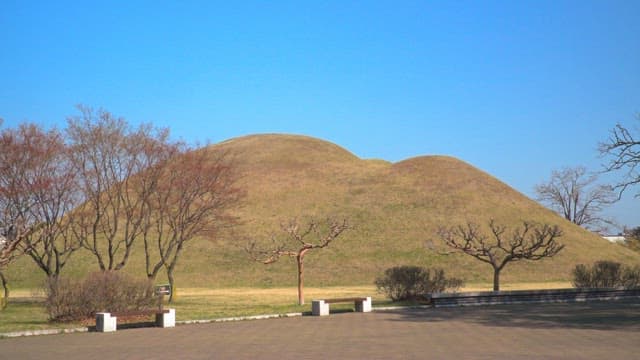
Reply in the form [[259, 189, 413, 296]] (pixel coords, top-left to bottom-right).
[[199, 134, 639, 287], [7, 134, 639, 288]]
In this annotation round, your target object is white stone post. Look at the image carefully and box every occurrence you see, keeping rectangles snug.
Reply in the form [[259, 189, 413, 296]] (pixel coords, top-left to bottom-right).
[[356, 297, 372, 312], [156, 308, 176, 328], [96, 313, 117, 332], [312, 300, 329, 316]]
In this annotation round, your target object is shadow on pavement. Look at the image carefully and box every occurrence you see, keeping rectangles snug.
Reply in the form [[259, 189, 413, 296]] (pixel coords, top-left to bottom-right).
[[384, 299, 640, 330]]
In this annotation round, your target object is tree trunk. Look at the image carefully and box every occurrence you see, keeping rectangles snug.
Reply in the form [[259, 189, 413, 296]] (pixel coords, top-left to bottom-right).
[[0, 271, 9, 310], [493, 268, 501, 291], [167, 269, 175, 303], [296, 253, 304, 305], [165, 239, 186, 303]]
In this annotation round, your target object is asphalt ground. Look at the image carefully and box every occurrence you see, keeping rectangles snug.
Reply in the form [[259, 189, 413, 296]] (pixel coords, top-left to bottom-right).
[[1, 300, 639, 359]]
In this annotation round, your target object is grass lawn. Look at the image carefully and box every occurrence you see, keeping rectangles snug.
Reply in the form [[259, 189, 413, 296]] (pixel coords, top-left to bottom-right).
[[0, 282, 572, 334], [0, 302, 82, 334]]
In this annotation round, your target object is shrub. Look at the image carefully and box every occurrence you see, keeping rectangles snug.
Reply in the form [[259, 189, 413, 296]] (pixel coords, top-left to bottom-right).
[[571, 264, 591, 288], [44, 271, 155, 321], [572, 261, 640, 289], [621, 265, 640, 289], [375, 265, 463, 302]]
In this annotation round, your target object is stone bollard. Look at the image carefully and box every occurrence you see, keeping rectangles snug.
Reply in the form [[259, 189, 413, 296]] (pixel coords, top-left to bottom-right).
[[312, 300, 330, 316], [96, 313, 117, 332], [356, 297, 372, 312], [156, 308, 176, 328]]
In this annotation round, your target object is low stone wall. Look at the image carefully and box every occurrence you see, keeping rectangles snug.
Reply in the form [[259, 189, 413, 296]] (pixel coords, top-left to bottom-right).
[[429, 288, 640, 308]]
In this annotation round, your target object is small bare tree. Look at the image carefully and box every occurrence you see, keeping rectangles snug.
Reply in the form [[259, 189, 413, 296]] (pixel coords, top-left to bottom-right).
[[247, 217, 349, 305], [142, 147, 242, 302], [535, 166, 616, 231], [600, 117, 640, 196], [437, 220, 564, 291]]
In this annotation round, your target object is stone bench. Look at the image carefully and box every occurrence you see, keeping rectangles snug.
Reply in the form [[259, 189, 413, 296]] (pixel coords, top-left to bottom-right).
[[312, 297, 372, 316], [96, 308, 175, 332]]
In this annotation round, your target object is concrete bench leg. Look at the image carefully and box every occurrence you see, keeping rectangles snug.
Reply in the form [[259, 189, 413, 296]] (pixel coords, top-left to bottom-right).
[[96, 313, 117, 332], [312, 300, 330, 316], [156, 308, 176, 328], [355, 297, 372, 313]]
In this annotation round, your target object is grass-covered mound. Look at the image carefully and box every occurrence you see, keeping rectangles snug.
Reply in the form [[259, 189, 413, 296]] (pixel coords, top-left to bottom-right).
[[5, 134, 639, 289]]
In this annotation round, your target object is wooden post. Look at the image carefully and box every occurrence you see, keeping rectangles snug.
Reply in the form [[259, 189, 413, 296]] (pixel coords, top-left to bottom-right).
[[155, 284, 171, 311]]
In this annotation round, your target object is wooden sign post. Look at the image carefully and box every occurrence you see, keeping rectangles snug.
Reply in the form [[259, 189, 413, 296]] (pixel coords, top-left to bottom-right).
[[155, 284, 171, 311]]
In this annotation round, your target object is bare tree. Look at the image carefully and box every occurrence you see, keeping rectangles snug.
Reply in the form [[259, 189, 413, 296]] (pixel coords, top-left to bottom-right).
[[600, 117, 640, 196], [1, 123, 84, 307], [0, 124, 34, 268], [66, 106, 174, 271], [142, 147, 242, 302], [0, 166, 12, 306], [247, 217, 349, 305], [1, 124, 82, 278], [437, 220, 564, 291], [535, 166, 616, 231]]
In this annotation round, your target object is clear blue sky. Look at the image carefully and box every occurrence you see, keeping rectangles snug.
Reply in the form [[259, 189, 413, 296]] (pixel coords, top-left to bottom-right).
[[1, 1, 639, 229]]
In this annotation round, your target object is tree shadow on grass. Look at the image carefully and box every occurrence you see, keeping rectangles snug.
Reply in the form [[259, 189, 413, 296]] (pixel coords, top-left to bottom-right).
[[385, 299, 640, 331]]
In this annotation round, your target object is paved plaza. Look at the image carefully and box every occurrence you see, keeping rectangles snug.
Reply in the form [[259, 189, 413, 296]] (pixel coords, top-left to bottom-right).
[[1, 300, 639, 359]]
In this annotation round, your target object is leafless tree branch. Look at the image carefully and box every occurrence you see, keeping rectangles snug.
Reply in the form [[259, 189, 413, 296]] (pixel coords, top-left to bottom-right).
[[143, 147, 243, 301], [437, 220, 564, 291], [534, 166, 616, 232], [0, 123, 81, 276], [599, 117, 640, 198], [246, 217, 349, 305]]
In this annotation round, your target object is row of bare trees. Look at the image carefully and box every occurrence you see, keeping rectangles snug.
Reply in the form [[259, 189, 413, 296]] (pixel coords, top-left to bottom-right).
[[0, 107, 241, 302], [439, 118, 640, 291], [444, 118, 640, 291], [2, 112, 639, 307]]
